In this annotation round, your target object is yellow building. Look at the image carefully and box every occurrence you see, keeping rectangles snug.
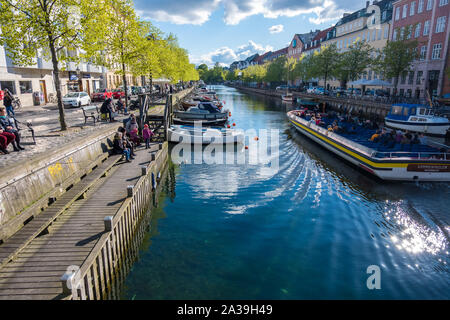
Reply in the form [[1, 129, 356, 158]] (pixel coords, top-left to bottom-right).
[[320, 0, 394, 90]]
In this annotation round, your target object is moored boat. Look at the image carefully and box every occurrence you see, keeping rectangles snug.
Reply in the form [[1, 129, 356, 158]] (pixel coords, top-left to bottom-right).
[[288, 109, 450, 181], [282, 93, 294, 102], [384, 104, 450, 137], [168, 125, 244, 144], [174, 102, 229, 125]]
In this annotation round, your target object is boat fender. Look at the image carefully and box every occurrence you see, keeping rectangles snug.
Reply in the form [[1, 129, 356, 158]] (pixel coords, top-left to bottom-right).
[[227, 124, 231, 128], [232, 123, 236, 126], [245, 146, 249, 150], [254, 137, 259, 141], [152, 173, 157, 190], [229, 112, 232, 117]]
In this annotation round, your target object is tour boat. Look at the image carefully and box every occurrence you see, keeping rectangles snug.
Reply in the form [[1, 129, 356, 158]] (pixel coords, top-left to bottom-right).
[[287, 110, 450, 181], [168, 125, 244, 144], [384, 104, 450, 137]]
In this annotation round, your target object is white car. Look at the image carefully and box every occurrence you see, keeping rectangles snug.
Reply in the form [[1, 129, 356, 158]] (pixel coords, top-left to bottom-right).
[[62, 92, 91, 108], [307, 87, 317, 94]]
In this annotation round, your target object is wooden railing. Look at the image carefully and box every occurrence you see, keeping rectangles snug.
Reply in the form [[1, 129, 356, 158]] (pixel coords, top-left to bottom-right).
[[60, 143, 168, 300]]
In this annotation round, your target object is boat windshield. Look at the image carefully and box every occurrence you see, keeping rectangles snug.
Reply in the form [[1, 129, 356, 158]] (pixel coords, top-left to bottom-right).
[[390, 106, 403, 115]]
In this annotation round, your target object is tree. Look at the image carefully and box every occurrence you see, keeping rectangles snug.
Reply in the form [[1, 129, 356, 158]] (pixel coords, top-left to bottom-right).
[[309, 43, 339, 90], [265, 56, 287, 83], [373, 25, 419, 95], [335, 40, 374, 89], [0, 0, 96, 131], [84, 0, 147, 111], [292, 54, 314, 85], [285, 57, 297, 85]]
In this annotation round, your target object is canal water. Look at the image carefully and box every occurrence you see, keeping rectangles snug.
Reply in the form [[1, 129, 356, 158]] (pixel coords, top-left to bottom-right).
[[121, 85, 450, 299]]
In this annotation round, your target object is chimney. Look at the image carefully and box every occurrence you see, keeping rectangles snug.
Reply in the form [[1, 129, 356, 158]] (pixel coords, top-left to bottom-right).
[[366, 1, 370, 8]]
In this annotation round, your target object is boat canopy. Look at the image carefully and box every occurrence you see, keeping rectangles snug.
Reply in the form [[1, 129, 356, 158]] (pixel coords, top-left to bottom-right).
[[387, 104, 431, 120]]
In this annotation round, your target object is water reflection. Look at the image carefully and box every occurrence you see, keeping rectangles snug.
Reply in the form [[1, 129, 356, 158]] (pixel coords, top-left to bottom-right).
[[120, 85, 450, 300]]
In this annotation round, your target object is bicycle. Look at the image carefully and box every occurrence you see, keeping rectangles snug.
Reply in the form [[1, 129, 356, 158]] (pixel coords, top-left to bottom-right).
[[48, 93, 57, 104], [12, 96, 21, 111]]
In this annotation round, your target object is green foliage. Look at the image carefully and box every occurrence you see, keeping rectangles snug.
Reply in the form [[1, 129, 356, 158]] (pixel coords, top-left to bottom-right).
[[242, 64, 267, 83], [335, 40, 374, 87], [265, 57, 287, 82], [308, 43, 339, 89], [373, 25, 419, 92], [198, 63, 225, 83]]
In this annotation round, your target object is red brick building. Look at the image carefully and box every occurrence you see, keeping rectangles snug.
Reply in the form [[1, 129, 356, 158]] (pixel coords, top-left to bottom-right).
[[390, 0, 450, 98]]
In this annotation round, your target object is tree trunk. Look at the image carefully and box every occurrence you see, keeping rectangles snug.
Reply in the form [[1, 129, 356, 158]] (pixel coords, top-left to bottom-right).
[[122, 62, 128, 111], [393, 76, 399, 96], [49, 41, 67, 131]]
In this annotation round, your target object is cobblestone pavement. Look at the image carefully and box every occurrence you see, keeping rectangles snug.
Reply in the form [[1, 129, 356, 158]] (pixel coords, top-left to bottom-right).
[[0, 97, 166, 169]]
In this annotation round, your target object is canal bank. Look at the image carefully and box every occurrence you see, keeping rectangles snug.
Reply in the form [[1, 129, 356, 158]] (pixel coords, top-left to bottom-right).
[[0, 88, 193, 300], [120, 85, 449, 300], [230, 85, 391, 119]]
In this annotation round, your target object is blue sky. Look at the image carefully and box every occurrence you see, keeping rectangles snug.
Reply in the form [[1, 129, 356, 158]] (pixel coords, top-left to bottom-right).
[[133, 0, 368, 67]]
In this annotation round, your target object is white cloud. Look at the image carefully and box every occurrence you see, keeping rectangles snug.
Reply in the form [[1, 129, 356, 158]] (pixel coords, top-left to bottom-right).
[[135, 0, 364, 26], [190, 40, 273, 67], [269, 24, 284, 34]]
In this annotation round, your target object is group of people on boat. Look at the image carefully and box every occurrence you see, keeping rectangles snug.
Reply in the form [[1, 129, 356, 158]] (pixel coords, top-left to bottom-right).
[[294, 107, 448, 155]]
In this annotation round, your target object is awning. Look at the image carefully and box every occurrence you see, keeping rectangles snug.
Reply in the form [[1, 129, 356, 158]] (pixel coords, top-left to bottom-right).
[[347, 79, 392, 86]]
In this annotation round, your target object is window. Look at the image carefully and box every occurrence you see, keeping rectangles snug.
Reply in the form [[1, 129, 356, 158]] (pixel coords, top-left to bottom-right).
[[403, 4, 408, 18], [431, 43, 442, 59], [19, 81, 32, 94], [400, 26, 405, 38], [0, 81, 16, 94], [407, 26, 412, 39], [378, 29, 382, 40], [435, 16, 446, 33], [416, 71, 423, 84], [418, 0, 424, 12], [393, 29, 398, 40], [401, 72, 407, 84], [395, 7, 400, 20], [415, 23, 421, 37], [439, 0, 447, 5], [426, 0, 433, 10], [382, 11, 387, 21], [384, 26, 389, 39], [411, 1, 416, 15], [424, 20, 430, 35], [420, 46, 427, 60], [408, 71, 415, 84]]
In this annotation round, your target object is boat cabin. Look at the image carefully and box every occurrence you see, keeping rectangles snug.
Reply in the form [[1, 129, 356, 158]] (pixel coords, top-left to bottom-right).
[[387, 104, 433, 121], [188, 102, 221, 114]]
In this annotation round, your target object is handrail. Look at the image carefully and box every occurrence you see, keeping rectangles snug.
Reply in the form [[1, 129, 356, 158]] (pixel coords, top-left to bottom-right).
[[60, 143, 168, 300]]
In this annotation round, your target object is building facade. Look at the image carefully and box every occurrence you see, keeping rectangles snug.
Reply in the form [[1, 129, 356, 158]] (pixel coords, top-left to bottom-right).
[[320, 0, 394, 90], [390, 0, 450, 97], [0, 46, 106, 107]]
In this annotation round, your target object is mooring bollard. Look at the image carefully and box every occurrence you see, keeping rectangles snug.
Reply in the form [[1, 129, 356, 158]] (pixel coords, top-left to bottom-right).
[[127, 185, 134, 197], [151, 153, 156, 161], [141, 166, 148, 176], [104, 216, 113, 232], [158, 143, 163, 150], [61, 270, 77, 295]]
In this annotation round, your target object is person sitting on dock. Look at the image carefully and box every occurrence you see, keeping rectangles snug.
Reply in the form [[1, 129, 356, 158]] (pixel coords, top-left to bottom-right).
[[126, 114, 138, 134], [0, 107, 24, 151], [113, 132, 134, 162], [118, 127, 137, 158]]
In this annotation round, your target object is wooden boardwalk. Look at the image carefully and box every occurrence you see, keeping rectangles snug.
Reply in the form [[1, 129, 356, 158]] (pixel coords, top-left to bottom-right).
[[0, 144, 162, 300]]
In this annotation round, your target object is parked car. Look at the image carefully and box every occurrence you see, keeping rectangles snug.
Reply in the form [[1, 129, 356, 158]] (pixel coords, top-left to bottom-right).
[[346, 88, 362, 95], [332, 88, 347, 96], [276, 85, 289, 91], [91, 88, 113, 102], [62, 92, 91, 108], [306, 87, 317, 94]]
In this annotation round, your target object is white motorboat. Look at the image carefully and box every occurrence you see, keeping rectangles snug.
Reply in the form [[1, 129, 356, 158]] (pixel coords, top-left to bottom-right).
[[168, 125, 244, 144], [282, 93, 294, 102], [385, 104, 450, 137]]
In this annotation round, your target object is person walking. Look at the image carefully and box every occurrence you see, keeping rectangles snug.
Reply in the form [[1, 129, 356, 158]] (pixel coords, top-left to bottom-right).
[[3, 89, 15, 117]]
